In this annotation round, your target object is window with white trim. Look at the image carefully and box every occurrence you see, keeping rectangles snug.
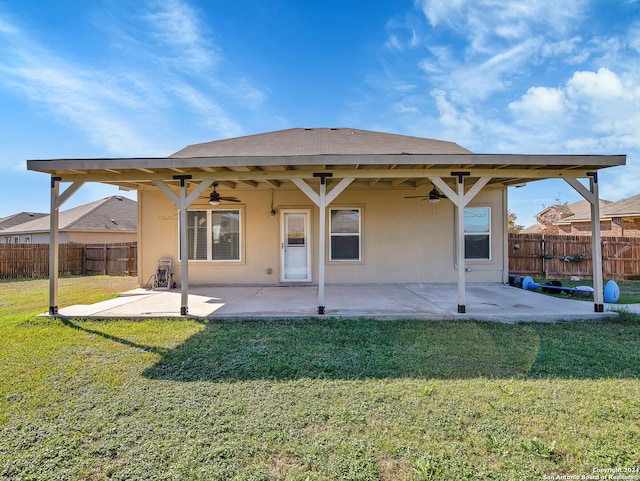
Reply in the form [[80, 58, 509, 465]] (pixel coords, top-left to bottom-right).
[[329, 208, 361, 261], [184, 209, 241, 261], [464, 207, 491, 260]]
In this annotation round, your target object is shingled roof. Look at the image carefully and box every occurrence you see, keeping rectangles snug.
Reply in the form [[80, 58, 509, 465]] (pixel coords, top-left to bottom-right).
[[0, 211, 47, 231], [558, 194, 640, 223], [1, 196, 136, 234], [170, 128, 473, 158], [602, 193, 640, 217]]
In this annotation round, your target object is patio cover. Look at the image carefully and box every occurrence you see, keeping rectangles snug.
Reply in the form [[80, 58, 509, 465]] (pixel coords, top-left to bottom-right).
[[26, 128, 626, 317]]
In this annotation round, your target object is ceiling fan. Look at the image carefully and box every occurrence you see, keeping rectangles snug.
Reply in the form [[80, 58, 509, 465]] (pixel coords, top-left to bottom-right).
[[208, 182, 241, 205], [404, 184, 447, 203]]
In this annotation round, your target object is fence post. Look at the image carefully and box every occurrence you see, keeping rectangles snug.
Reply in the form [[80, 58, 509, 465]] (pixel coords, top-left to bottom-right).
[[128, 242, 133, 276]]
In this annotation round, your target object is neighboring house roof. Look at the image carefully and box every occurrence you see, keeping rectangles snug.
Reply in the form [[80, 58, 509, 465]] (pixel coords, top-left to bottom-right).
[[533, 203, 572, 219], [602, 193, 640, 217], [0, 211, 47, 231], [520, 223, 543, 233], [170, 128, 473, 157], [533, 199, 612, 219], [558, 195, 637, 224], [523, 199, 613, 231], [2, 196, 137, 234], [564, 200, 600, 218]]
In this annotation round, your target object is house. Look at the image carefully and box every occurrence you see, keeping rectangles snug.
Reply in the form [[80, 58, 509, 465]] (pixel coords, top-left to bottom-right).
[[0, 211, 47, 243], [26, 128, 625, 315], [556, 193, 640, 236], [521, 199, 612, 234], [0, 196, 137, 244]]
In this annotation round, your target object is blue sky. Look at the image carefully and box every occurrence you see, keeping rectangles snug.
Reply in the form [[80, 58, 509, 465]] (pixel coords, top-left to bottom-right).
[[1, 0, 639, 226]]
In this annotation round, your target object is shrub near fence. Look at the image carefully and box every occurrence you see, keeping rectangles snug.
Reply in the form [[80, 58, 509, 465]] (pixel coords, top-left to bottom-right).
[[0, 242, 136, 280], [509, 234, 640, 280]]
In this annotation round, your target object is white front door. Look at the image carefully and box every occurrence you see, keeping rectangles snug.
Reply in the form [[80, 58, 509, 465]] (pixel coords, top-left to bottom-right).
[[281, 210, 311, 282]]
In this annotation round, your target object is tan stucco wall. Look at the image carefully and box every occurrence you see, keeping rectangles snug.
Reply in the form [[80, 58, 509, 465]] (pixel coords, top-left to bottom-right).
[[138, 184, 507, 287]]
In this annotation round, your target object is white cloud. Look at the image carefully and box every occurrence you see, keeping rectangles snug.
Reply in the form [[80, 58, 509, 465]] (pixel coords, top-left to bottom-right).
[[370, 1, 640, 214], [416, 0, 586, 47], [430, 89, 475, 140], [630, 22, 640, 53], [392, 94, 425, 114], [541, 37, 589, 63], [0, 24, 161, 156], [170, 84, 243, 138], [509, 86, 567, 114], [407, 0, 591, 107], [566, 67, 624, 99], [385, 34, 403, 51], [143, 0, 219, 71], [0, 3, 274, 158]]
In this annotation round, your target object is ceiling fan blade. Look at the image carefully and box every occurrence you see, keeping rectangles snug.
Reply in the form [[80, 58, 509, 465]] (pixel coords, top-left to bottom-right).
[[220, 197, 241, 202], [404, 195, 428, 199]]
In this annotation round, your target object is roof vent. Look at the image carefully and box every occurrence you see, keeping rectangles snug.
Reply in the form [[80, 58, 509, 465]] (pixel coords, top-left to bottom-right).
[[304, 128, 313, 131]]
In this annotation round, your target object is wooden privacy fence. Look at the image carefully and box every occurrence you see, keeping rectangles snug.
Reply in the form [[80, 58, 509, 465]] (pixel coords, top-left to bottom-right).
[[509, 234, 640, 280], [0, 242, 137, 280], [85, 243, 137, 277]]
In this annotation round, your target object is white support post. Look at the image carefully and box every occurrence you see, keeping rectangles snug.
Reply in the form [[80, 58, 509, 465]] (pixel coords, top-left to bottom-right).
[[589, 173, 604, 311], [318, 180, 327, 313], [178, 178, 189, 315], [48, 178, 84, 315], [455, 176, 467, 313], [49, 178, 60, 315], [565, 175, 604, 312], [431, 173, 490, 314], [291, 175, 354, 315], [153, 177, 213, 316]]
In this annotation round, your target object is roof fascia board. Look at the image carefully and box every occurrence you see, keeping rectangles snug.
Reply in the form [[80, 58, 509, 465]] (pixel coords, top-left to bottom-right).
[[46, 167, 612, 184], [27, 153, 626, 172]]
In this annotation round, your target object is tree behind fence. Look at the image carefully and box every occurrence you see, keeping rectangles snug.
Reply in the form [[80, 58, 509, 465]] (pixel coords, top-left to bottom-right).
[[509, 234, 640, 280], [0, 242, 137, 280]]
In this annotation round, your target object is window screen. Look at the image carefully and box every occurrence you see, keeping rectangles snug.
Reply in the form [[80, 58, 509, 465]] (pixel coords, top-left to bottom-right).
[[212, 210, 240, 260], [464, 207, 490, 259], [183, 209, 241, 261], [330, 209, 361, 261]]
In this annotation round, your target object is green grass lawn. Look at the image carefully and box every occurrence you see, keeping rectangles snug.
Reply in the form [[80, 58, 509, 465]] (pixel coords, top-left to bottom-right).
[[1, 277, 639, 480]]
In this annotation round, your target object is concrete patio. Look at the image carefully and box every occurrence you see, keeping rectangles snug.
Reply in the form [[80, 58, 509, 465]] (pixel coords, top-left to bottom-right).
[[53, 283, 632, 323]]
